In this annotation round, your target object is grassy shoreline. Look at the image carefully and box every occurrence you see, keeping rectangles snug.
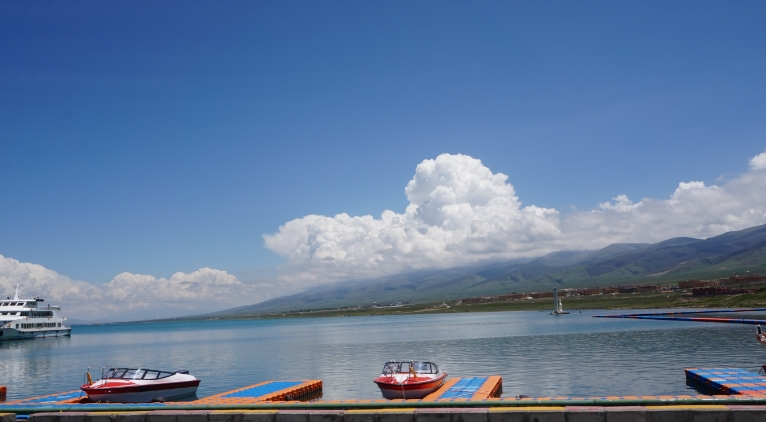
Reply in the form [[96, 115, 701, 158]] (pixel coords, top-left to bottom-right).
[[88, 290, 766, 325], [175, 289, 766, 322]]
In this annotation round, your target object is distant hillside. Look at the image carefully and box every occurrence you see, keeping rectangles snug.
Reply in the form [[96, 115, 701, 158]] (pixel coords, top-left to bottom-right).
[[208, 224, 766, 316]]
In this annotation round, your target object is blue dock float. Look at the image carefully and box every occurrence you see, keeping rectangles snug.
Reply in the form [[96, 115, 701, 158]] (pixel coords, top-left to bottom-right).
[[191, 380, 322, 404], [0, 380, 323, 408], [424, 376, 502, 401], [2, 391, 83, 406], [437, 377, 489, 399], [686, 368, 766, 397]]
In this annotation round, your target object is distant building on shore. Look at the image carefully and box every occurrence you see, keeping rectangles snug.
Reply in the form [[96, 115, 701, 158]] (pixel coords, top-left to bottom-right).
[[456, 275, 766, 305]]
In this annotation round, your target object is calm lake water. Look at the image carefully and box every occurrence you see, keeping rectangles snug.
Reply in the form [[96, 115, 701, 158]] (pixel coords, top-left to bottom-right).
[[1, 309, 764, 401]]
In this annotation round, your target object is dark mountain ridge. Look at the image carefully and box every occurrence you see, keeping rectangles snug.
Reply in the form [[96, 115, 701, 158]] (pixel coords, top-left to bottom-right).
[[208, 224, 766, 316]]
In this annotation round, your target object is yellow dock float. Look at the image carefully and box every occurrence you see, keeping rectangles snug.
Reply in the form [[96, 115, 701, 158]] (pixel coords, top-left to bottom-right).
[[190, 380, 322, 405], [423, 376, 502, 401]]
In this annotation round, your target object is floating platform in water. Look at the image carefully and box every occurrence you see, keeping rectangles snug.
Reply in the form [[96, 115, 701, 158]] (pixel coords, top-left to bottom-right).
[[0, 380, 323, 407], [686, 368, 766, 397], [594, 308, 766, 325], [2, 391, 83, 406], [191, 380, 322, 405], [423, 376, 502, 401], [10, 372, 766, 412]]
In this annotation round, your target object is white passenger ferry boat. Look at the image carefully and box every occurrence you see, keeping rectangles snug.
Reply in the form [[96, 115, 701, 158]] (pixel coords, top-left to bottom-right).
[[0, 285, 71, 340]]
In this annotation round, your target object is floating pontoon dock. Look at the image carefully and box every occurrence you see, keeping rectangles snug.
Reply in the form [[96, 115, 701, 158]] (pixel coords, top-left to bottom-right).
[[423, 377, 502, 401], [5, 371, 766, 421], [594, 308, 766, 325], [192, 380, 323, 405], [686, 368, 766, 397], [0, 381, 323, 407]]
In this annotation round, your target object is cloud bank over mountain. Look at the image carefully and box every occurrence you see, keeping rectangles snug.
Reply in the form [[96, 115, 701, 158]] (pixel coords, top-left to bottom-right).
[[4, 150, 766, 321], [264, 151, 766, 283], [0, 256, 269, 321]]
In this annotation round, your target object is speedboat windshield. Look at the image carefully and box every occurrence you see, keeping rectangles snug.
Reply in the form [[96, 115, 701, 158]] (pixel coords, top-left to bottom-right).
[[105, 368, 126, 378], [103, 368, 175, 380], [382, 361, 439, 374]]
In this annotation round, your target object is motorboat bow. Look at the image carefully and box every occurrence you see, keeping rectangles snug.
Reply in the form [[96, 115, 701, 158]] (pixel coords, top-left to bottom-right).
[[81, 367, 200, 403], [374, 361, 446, 399]]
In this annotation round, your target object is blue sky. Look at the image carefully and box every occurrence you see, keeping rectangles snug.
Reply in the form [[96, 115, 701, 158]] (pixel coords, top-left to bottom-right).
[[2, 1, 766, 319]]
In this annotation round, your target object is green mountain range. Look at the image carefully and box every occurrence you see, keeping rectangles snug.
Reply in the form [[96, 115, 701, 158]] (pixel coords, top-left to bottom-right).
[[213, 223, 766, 315]]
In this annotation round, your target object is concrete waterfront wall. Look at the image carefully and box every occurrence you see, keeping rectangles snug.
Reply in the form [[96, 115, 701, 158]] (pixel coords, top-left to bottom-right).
[[12, 406, 766, 422]]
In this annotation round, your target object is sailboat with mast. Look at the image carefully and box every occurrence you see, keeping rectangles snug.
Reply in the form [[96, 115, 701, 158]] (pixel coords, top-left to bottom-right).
[[550, 287, 570, 315]]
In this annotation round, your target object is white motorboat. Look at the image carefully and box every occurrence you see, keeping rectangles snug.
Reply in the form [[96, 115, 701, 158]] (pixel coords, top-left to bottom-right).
[[374, 361, 447, 399], [81, 367, 201, 403], [0, 285, 71, 341]]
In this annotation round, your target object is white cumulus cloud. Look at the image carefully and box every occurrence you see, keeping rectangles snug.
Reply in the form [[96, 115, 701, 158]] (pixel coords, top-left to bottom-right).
[[0, 256, 102, 304], [0, 255, 270, 321], [265, 151, 766, 283], [751, 151, 766, 170], [264, 154, 562, 282]]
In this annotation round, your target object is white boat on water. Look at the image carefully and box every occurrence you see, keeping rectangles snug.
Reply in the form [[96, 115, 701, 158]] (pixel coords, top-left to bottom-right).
[[0, 285, 72, 341], [82, 367, 200, 403], [374, 361, 447, 399]]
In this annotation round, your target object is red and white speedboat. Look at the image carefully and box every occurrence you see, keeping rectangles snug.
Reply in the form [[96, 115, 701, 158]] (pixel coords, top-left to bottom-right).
[[81, 367, 200, 403], [374, 361, 447, 399]]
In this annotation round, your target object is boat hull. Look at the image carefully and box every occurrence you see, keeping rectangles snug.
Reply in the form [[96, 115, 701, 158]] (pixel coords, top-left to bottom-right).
[[374, 374, 446, 399], [82, 380, 200, 403], [0, 327, 72, 341]]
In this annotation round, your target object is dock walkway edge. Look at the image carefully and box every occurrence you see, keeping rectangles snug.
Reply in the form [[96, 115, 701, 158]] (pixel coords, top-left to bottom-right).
[[4, 405, 766, 422]]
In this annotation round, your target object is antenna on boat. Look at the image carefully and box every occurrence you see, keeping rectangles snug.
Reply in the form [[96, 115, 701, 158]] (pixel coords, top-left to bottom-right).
[[13, 284, 19, 300]]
